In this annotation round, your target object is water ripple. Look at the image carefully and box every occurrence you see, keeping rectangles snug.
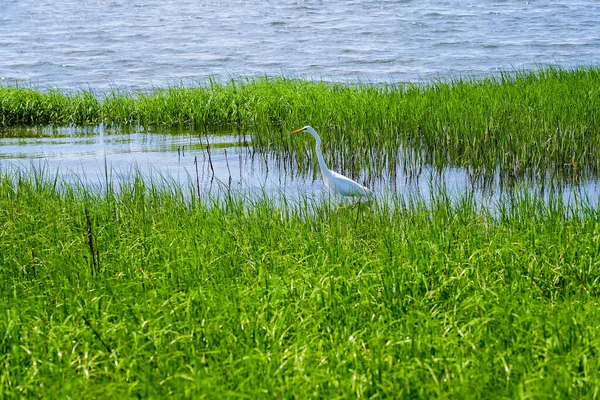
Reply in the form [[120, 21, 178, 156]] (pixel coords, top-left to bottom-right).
[[0, 0, 598, 90]]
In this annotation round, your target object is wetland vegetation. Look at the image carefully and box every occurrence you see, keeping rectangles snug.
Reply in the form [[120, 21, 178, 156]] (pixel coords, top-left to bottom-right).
[[2, 66, 600, 187], [2, 67, 600, 397], [1, 173, 600, 398]]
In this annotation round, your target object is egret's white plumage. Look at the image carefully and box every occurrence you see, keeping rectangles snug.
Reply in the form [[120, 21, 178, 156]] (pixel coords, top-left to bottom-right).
[[291, 126, 373, 199]]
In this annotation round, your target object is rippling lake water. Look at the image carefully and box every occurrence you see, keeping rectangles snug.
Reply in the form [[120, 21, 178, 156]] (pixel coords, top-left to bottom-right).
[[1, 0, 599, 90]]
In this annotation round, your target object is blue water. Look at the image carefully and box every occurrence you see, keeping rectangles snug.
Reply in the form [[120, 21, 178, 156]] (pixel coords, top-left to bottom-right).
[[1, 0, 598, 90]]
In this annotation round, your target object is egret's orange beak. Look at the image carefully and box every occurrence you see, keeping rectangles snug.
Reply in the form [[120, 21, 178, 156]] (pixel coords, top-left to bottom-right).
[[290, 128, 304, 134]]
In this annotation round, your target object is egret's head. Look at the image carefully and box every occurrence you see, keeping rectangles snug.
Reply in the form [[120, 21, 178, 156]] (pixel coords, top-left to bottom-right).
[[291, 125, 320, 141], [290, 126, 313, 135]]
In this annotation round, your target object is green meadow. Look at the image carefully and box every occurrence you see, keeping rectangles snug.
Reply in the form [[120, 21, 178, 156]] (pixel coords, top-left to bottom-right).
[[1, 174, 599, 398], [2, 67, 600, 398]]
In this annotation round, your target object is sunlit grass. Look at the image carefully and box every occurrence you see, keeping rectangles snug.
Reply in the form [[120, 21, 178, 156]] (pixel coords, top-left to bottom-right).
[[1, 171, 599, 398]]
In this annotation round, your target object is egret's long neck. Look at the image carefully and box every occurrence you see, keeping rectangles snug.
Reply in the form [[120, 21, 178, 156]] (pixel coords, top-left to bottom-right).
[[312, 134, 331, 178]]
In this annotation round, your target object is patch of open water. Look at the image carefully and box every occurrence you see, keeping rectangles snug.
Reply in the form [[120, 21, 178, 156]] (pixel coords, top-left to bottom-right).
[[2, 126, 599, 211], [1, 1, 599, 91]]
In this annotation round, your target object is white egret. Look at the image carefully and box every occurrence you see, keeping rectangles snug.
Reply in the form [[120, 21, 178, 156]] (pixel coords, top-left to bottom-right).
[[291, 126, 373, 199]]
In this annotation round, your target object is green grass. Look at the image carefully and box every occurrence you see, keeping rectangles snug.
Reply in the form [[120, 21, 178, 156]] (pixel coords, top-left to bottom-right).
[[1, 172, 599, 398], [2, 66, 600, 185]]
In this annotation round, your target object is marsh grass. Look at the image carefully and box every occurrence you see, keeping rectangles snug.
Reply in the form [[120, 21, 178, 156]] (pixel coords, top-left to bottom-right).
[[1, 172, 600, 398], [2, 66, 600, 186]]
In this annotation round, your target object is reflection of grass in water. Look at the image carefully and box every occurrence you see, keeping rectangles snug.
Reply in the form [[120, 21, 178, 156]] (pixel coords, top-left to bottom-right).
[[1, 172, 600, 398], [0, 124, 246, 139], [0, 126, 248, 160], [1, 66, 600, 187]]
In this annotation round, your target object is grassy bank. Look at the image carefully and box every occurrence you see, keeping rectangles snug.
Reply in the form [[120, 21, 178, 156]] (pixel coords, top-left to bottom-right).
[[1, 173, 599, 398]]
